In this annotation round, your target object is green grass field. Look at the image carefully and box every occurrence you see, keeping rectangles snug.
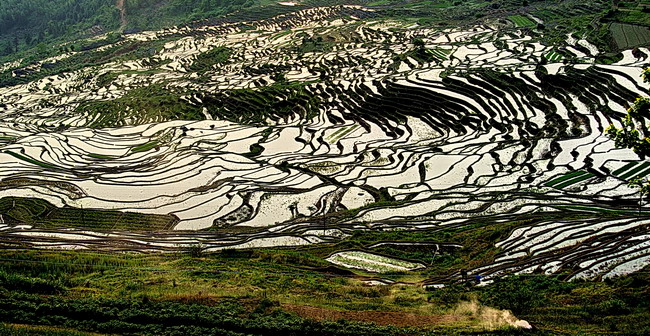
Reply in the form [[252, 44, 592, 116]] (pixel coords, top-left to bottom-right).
[[508, 15, 536, 27]]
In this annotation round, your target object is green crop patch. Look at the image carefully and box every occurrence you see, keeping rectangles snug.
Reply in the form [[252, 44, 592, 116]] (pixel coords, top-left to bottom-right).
[[610, 23, 650, 49], [202, 82, 321, 125], [544, 50, 564, 62], [131, 141, 160, 153], [616, 161, 650, 180], [508, 15, 535, 27], [4, 151, 62, 170], [87, 153, 116, 160], [189, 46, 232, 72], [545, 170, 595, 189], [76, 84, 205, 128]]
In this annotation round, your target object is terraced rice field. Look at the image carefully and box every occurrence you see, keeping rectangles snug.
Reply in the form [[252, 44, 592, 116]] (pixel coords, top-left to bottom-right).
[[610, 22, 650, 49], [544, 50, 563, 62], [326, 250, 425, 273], [0, 4, 649, 283]]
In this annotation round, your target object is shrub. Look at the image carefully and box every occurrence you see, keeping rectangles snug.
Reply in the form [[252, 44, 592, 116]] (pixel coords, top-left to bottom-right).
[[479, 275, 555, 315]]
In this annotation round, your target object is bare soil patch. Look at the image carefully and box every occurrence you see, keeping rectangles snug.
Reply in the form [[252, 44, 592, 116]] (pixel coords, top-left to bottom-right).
[[282, 304, 460, 327]]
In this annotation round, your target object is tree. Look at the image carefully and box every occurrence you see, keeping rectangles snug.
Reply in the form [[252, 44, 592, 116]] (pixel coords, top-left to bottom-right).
[[606, 68, 650, 213], [606, 68, 650, 157]]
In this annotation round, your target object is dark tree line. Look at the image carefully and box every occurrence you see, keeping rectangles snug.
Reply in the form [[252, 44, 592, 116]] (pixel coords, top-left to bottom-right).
[[124, 0, 255, 31], [0, 0, 256, 58], [0, 0, 119, 56]]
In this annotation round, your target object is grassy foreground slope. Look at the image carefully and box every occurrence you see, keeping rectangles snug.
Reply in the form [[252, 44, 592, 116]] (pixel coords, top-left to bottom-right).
[[1, 211, 650, 335]]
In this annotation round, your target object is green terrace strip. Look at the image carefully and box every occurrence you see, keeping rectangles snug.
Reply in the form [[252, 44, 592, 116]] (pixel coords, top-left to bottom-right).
[[544, 50, 563, 62], [86, 153, 116, 160], [612, 161, 639, 176], [554, 172, 595, 189], [131, 141, 160, 153], [271, 30, 293, 40], [555, 205, 650, 215], [327, 125, 360, 143], [203, 82, 321, 125], [0, 197, 178, 231], [544, 170, 589, 188], [508, 15, 536, 28], [618, 161, 650, 180], [4, 150, 61, 170], [430, 48, 451, 61]]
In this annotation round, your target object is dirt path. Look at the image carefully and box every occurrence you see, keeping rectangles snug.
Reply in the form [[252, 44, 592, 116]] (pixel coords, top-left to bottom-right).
[[116, 0, 127, 30], [282, 304, 460, 327]]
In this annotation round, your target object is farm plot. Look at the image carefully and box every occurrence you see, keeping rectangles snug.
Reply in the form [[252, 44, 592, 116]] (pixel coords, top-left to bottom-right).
[[544, 170, 595, 189], [459, 217, 650, 283], [612, 161, 650, 180], [610, 23, 650, 49], [545, 50, 564, 62], [508, 15, 536, 28], [326, 250, 425, 273]]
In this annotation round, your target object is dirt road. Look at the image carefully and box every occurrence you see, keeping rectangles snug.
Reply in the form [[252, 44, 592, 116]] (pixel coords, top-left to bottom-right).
[[116, 0, 127, 30]]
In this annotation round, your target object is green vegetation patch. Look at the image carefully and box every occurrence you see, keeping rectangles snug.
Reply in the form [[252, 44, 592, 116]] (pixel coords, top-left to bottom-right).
[[189, 46, 231, 72], [618, 161, 650, 180], [612, 161, 639, 176], [508, 15, 535, 27], [609, 23, 650, 49], [0, 209, 649, 335], [0, 324, 100, 336], [392, 40, 446, 67], [4, 150, 62, 170], [327, 125, 360, 143], [203, 82, 321, 125], [0, 197, 178, 231], [544, 170, 595, 189], [478, 273, 650, 334], [76, 80, 320, 128], [124, 0, 258, 31], [544, 50, 564, 62], [0, 0, 119, 58], [131, 141, 160, 153], [430, 48, 451, 61], [610, 4, 650, 26], [76, 84, 204, 128], [86, 153, 116, 160], [0, 291, 408, 336]]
